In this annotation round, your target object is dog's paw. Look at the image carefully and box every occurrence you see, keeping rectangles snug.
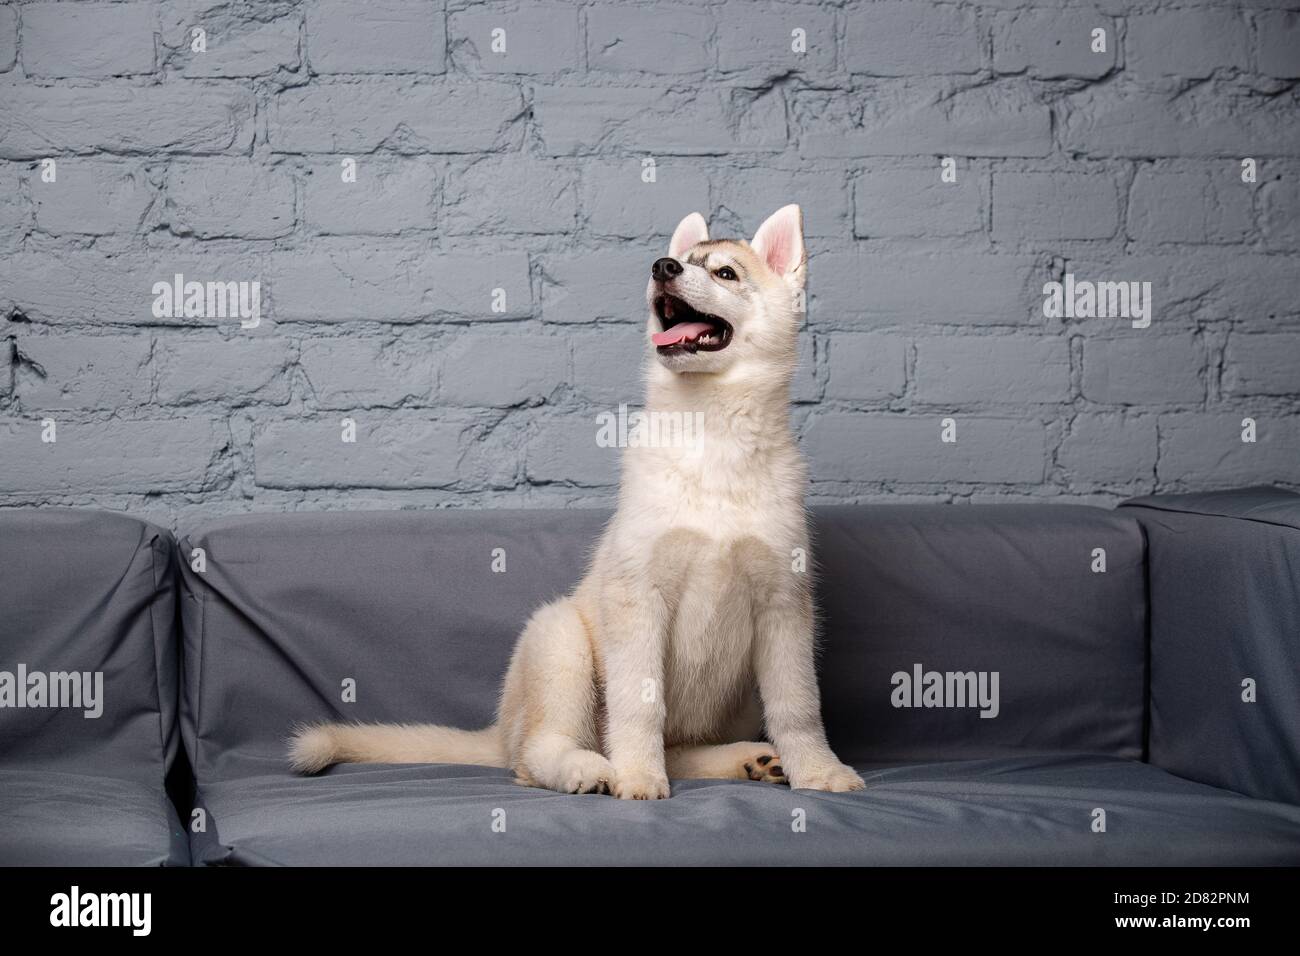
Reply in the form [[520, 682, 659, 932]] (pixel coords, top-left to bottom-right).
[[613, 768, 670, 800], [738, 744, 787, 784], [789, 762, 865, 793], [557, 750, 616, 795]]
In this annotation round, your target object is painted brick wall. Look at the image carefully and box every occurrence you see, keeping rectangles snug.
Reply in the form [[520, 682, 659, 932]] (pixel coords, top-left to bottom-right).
[[1, 0, 1298, 530]]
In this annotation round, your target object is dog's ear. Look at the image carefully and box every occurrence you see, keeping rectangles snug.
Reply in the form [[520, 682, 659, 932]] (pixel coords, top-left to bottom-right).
[[750, 204, 805, 289], [668, 212, 709, 258]]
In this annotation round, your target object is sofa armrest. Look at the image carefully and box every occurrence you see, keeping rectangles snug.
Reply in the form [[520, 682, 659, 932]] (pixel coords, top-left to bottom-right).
[[1121, 487, 1300, 805]]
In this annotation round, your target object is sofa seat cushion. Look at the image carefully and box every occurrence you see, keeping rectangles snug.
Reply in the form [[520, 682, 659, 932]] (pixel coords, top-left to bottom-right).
[[0, 770, 188, 866], [190, 755, 1300, 867]]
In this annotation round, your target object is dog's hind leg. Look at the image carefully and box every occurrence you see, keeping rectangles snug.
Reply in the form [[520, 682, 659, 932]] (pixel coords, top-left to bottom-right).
[[666, 742, 788, 784], [506, 599, 616, 795]]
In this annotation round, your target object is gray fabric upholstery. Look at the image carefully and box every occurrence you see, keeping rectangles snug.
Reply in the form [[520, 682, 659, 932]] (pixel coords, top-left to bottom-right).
[[814, 505, 1146, 763], [1121, 486, 1300, 805], [0, 509, 188, 866], [0, 770, 187, 867], [7, 496, 1297, 866], [177, 506, 1148, 784], [175, 504, 1270, 867], [190, 756, 1300, 867]]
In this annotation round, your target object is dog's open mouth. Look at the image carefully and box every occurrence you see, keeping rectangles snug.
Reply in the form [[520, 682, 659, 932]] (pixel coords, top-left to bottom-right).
[[651, 295, 733, 354]]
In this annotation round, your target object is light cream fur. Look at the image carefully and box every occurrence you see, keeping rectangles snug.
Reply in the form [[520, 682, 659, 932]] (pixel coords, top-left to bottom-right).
[[290, 205, 865, 798]]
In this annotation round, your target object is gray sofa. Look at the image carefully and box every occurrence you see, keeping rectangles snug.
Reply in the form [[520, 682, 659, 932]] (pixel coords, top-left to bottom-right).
[[2, 488, 1298, 866]]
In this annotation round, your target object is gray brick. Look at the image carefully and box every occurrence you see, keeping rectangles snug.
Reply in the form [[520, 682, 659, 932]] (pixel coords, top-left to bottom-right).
[[450, 3, 581, 74], [714, 167, 848, 238], [824, 333, 906, 402], [1127, 10, 1248, 78], [172, 10, 301, 78], [524, 414, 620, 486], [156, 335, 293, 404], [0, 4, 16, 72], [307, 0, 446, 74], [914, 336, 1070, 404], [270, 81, 522, 154], [1128, 167, 1252, 244], [1159, 413, 1300, 485], [803, 413, 1047, 484], [843, 2, 980, 76], [1260, 175, 1300, 250], [1066, 252, 1300, 327], [1257, 10, 1300, 79], [0, 0, 1293, 515], [266, 246, 531, 323], [254, 416, 463, 488], [854, 169, 981, 238], [570, 325, 647, 404], [1223, 334, 1300, 397], [798, 85, 1051, 158], [437, 333, 568, 406], [0, 162, 23, 234], [443, 156, 577, 235], [584, 161, 709, 238], [809, 253, 1043, 327], [166, 161, 294, 239], [587, 5, 711, 74], [15, 334, 153, 411], [992, 9, 1115, 79], [1058, 413, 1157, 485], [0, 250, 263, 326], [0, 86, 255, 159], [304, 159, 439, 235], [32, 162, 154, 236], [541, 247, 653, 324], [716, 2, 835, 75], [0, 417, 223, 493], [993, 172, 1119, 240], [297, 338, 432, 408], [22, 1, 155, 77], [1082, 334, 1204, 405], [535, 85, 786, 156], [1060, 88, 1300, 158]]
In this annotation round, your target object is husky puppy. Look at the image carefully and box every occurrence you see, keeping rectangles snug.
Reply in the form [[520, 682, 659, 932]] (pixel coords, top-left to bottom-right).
[[290, 205, 865, 799]]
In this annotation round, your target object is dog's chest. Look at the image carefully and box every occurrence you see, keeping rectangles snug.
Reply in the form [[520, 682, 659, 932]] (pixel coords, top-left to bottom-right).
[[655, 533, 769, 740]]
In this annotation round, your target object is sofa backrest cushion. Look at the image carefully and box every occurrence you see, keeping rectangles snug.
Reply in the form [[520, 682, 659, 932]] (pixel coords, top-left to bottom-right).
[[1122, 486, 1300, 804], [0, 509, 179, 784], [815, 504, 1146, 763], [179, 504, 1147, 782]]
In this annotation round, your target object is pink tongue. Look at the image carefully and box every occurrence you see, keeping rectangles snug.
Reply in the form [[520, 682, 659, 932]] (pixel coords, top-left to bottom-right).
[[652, 321, 714, 347]]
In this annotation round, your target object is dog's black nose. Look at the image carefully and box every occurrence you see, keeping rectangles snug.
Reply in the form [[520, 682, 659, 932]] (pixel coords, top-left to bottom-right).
[[652, 257, 683, 282]]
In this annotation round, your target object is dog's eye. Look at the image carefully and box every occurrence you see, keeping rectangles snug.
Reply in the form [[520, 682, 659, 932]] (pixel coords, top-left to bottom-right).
[[715, 266, 738, 281]]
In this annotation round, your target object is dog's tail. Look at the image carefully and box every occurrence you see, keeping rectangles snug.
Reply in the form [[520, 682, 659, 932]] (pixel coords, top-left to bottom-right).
[[288, 721, 506, 773]]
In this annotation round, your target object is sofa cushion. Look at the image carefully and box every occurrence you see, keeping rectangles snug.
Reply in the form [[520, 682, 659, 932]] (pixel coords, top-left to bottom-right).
[[0, 509, 187, 865], [189, 755, 1300, 866], [178, 505, 1147, 789], [0, 770, 187, 866], [1121, 486, 1300, 805], [815, 504, 1147, 763]]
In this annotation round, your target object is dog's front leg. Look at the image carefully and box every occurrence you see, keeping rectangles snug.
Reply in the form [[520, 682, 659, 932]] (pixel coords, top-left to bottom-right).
[[755, 589, 865, 793], [600, 582, 671, 799]]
